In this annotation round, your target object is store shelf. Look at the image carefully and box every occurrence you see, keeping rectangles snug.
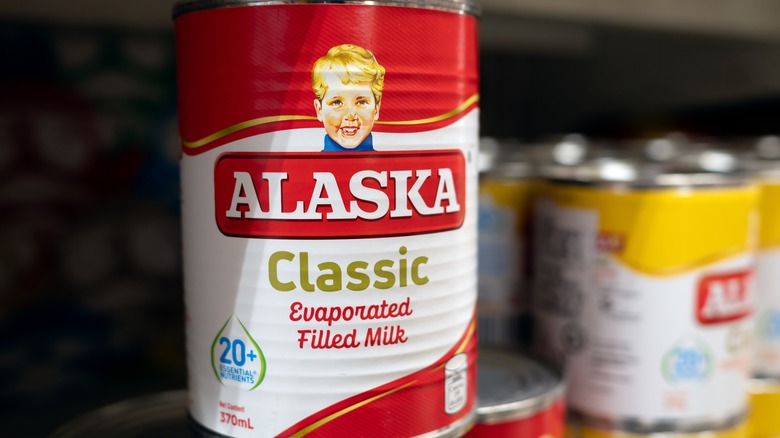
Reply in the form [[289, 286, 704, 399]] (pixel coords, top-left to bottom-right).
[[3, 0, 780, 136], [482, 0, 780, 42], [0, 0, 177, 30], [4, 0, 780, 43]]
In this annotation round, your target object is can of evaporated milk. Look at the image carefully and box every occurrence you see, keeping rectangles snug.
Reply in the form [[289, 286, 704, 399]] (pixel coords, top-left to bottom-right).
[[174, 1, 479, 437], [532, 158, 758, 432], [478, 139, 536, 348], [465, 348, 565, 438]]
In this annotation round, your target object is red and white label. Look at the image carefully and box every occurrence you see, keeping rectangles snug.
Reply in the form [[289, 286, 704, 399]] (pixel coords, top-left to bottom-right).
[[696, 270, 753, 325]]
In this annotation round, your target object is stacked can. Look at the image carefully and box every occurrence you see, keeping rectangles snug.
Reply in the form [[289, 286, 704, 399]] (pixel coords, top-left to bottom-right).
[[175, 0, 479, 437], [466, 347, 565, 437], [477, 134, 596, 349], [478, 139, 536, 348], [747, 155, 780, 438], [532, 157, 758, 436]]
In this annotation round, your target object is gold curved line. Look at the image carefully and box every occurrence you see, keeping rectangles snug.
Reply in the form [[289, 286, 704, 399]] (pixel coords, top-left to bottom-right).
[[456, 319, 476, 354], [182, 115, 317, 149], [376, 94, 480, 126], [617, 245, 750, 277], [291, 381, 416, 438], [433, 319, 477, 371], [181, 94, 480, 149]]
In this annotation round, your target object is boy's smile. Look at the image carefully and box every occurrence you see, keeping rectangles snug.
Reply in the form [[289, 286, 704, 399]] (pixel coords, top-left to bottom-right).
[[314, 73, 380, 149]]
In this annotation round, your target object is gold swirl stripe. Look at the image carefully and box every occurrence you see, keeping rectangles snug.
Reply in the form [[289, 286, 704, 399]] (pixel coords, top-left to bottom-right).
[[291, 381, 416, 438], [432, 320, 477, 372], [182, 115, 317, 149], [456, 319, 476, 354], [376, 94, 480, 126], [181, 94, 480, 150]]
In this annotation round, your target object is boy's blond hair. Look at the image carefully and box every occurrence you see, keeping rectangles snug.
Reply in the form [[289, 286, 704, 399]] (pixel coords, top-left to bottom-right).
[[312, 44, 385, 103]]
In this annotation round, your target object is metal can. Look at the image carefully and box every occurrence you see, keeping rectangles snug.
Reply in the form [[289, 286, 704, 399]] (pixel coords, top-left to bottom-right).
[[746, 377, 780, 438], [751, 160, 780, 378], [532, 158, 758, 432], [174, 1, 480, 437], [478, 138, 536, 348], [465, 348, 565, 438], [51, 391, 190, 438]]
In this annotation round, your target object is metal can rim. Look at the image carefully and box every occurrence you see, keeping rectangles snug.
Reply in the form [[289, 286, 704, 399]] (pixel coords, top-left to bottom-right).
[[477, 383, 564, 424], [413, 408, 477, 438], [749, 376, 780, 393], [475, 349, 565, 425], [752, 160, 780, 179], [542, 162, 752, 190], [173, 0, 481, 19], [569, 410, 748, 435], [483, 161, 535, 180], [50, 390, 188, 438]]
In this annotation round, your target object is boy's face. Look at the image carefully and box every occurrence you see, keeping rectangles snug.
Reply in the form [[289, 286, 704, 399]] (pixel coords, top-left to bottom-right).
[[314, 72, 380, 149]]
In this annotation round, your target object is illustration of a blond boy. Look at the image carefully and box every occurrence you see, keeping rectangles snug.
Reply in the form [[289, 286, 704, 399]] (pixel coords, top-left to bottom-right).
[[312, 44, 385, 152]]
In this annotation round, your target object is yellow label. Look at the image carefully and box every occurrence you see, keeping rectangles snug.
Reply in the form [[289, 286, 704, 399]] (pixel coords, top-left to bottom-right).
[[758, 179, 780, 250], [747, 381, 780, 438], [479, 177, 535, 233], [543, 182, 759, 276]]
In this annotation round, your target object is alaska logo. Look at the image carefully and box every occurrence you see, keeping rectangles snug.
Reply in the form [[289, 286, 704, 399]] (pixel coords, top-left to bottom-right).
[[214, 151, 466, 238], [696, 270, 753, 325]]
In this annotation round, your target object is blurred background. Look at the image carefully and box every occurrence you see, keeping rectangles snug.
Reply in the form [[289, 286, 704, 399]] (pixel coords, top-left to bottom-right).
[[1, 0, 780, 435]]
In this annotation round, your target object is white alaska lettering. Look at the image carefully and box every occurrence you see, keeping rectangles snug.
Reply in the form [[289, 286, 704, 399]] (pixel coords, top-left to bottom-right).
[[225, 169, 460, 220]]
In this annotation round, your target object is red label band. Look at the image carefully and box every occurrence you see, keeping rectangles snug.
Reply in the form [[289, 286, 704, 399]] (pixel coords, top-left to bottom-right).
[[214, 151, 467, 238], [278, 318, 478, 438], [465, 397, 566, 438], [175, 4, 478, 154], [696, 270, 753, 325]]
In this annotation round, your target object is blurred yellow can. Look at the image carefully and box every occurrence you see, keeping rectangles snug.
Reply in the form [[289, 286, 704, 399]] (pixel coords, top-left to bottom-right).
[[532, 159, 759, 427], [747, 378, 780, 438], [478, 143, 536, 348]]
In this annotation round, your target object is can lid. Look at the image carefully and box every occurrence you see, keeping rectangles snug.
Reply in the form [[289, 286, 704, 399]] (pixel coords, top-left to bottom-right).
[[747, 158, 780, 179], [541, 158, 750, 190], [570, 410, 747, 435], [475, 348, 564, 424], [51, 390, 189, 438], [479, 137, 533, 178], [755, 136, 780, 160], [173, 0, 481, 19]]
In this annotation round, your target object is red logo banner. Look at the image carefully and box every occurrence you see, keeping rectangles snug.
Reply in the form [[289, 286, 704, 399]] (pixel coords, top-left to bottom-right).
[[696, 270, 753, 325], [214, 150, 466, 238]]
